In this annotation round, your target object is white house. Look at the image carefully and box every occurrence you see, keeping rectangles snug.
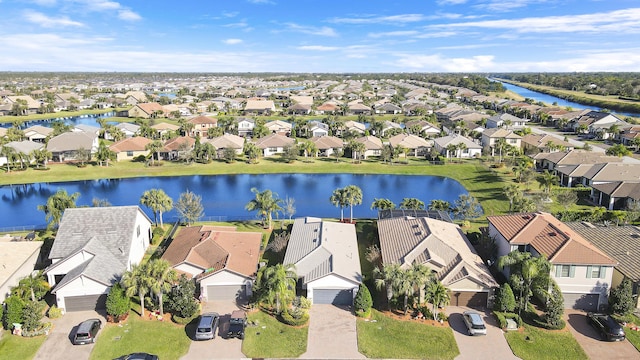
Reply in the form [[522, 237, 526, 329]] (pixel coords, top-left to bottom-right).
[[487, 212, 617, 311], [283, 217, 362, 305], [45, 206, 152, 312], [433, 134, 482, 158]]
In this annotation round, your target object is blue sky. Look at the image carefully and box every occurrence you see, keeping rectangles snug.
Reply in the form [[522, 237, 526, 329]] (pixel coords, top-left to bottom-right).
[[0, 0, 639, 72]]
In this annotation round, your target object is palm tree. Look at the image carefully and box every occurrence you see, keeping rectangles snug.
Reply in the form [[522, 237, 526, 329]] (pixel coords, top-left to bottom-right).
[[503, 184, 521, 213], [1, 145, 16, 173], [409, 263, 433, 304], [494, 138, 508, 162], [424, 280, 450, 320], [428, 199, 451, 211], [536, 170, 558, 196], [349, 141, 366, 163], [38, 189, 80, 228], [399, 198, 425, 210], [445, 144, 457, 159], [498, 251, 550, 311], [95, 140, 116, 167], [145, 140, 164, 165], [371, 198, 396, 211], [244, 142, 261, 164], [31, 148, 52, 169], [147, 259, 177, 316], [245, 188, 283, 229], [373, 263, 403, 310], [140, 189, 173, 227], [254, 264, 297, 314], [11, 272, 50, 302], [330, 187, 349, 221], [122, 262, 152, 318], [344, 185, 363, 221]]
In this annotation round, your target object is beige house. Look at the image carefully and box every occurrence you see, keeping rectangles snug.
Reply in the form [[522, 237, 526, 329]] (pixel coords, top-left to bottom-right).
[[481, 128, 522, 156], [109, 137, 152, 161], [265, 120, 293, 136], [354, 135, 383, 159], [128, 102, 165, 118], [388, 134, 433, 157], [188, 115, 218, 137], [244, 99, 276, 115], [205, 133, 245, 156], [253, 133, 295, 157]]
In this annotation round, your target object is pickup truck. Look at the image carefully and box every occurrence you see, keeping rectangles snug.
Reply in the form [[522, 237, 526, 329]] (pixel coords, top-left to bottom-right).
[[227, 310, 247, 340]]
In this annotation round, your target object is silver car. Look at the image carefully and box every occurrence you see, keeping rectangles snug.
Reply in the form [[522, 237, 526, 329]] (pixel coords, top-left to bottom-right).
[[462, 311, 487, 336], [195, 312, 220, 340]]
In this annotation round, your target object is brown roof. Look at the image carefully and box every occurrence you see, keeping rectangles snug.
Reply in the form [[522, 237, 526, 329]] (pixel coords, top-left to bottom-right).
[[162, 226, 262, 278], [592, 181, 640, 200], [355, 135, 383, 150], [253, 133, 295, 149], [109, 136, 152, 152], [316, 103, 338, 112], [533, 150, 622, 166], [135, 102, 164, 115], [163, 136, 195, 151], [310, 136, 343, 150], [522, 134, 573, 149], [487, 212, 616, 266]]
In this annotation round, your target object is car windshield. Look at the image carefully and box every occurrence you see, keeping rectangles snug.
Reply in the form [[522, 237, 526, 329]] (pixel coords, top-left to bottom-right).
[[76, 332, 90, 339], [197, 327, 211, 332]]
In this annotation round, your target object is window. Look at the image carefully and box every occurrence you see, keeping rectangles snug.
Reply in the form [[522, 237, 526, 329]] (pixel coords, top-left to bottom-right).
[[269, 147, 277, 152], [587, 265, 605, 279], [508, 139, 518, 144], [137, 225, 140, 237], [555, 264, 575, 278], [126, 151, 133, 157]]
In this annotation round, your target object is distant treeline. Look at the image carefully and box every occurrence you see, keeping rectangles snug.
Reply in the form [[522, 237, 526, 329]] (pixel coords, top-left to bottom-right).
[[493, 72, 640, 99]]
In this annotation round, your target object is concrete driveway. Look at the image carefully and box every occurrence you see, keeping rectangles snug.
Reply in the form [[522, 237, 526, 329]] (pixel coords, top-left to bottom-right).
[[565, 309, 639, 360], [180, 300, 248, 360], [301, 304, 364, 359], [34, 310, 106, 360], [446, 306, 520, 360]]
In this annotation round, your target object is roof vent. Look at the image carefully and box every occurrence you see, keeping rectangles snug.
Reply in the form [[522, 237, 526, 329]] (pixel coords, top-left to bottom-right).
[[522, 215, 531, 220], [549, 232, 557, 236]]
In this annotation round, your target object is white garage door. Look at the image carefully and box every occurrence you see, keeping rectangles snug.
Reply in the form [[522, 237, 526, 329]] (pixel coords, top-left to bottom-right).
[[64, 294, 107, 312], [313, 289, 353, 305], [564, 293, 599, 311], [206, 285, 246, 301]]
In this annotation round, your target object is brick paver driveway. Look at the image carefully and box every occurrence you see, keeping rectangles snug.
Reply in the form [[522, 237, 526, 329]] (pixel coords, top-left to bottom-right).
[[565, 309, 639, 360], [301, 304, 364, 359], [34, 310, 106, 360]]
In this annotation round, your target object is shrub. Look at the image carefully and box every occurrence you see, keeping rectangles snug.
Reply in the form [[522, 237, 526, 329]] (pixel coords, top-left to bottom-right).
[[47, 305, 63, 319], [167, 275, 199, 319], [22, 301, 45, 332], [437, 311, 448, 321], [172, 309, 199, 325], [291, 296, 311, 310], [22, 321, 52, 337], [494, 283, 516, 312], [280, 307, 309, 326], [494, 311, 507, 328], [609, 278, 635, 316], [106, 283, 130, 319], [419, 306, 433, 320], [354, 284, 373, 316], [152, 227, 165, 245], [3, 295, 25, 330]]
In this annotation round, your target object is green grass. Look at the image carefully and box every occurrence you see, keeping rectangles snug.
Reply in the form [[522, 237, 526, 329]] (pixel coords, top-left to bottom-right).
[[625, 315, 640, 352], [504, 324, 587, 360], [0, 331, 47, 360], [357, 309, 459, 360], [89, 314, 191, 360], [242, 310, 308, 358]]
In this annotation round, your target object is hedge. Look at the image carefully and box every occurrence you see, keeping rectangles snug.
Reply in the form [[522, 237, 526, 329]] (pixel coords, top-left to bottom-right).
[[280, 308, 309, 326]]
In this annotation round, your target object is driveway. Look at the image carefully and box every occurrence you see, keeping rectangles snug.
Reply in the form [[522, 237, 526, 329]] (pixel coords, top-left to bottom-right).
[[446, 306, 520, 360], [180, 300, 248, 360], [301, 304, 364, 359], [34, 310, 106, 360], [565, 309, 639, 360]]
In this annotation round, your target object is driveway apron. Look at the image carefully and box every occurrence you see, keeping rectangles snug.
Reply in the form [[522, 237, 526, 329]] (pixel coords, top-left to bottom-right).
[[446, 306, 520, 360], [34, 310, 106, 360], [301, 304, 364, 359], [565, 309, 639, 360]]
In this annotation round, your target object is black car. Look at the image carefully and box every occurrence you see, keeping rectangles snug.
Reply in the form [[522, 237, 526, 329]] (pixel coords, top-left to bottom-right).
[[115, 353, 159, 360], [587, 312, 626, 341], [73, 318, 102, 345], [227, 310, 247, 339]]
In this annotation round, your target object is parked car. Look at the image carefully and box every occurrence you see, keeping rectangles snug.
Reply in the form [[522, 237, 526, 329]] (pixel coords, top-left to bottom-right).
[[72, 318, 102, 345], [462, 311, 487, 336], [227, 310, 247, 339], [587, 312, 626, 341], [195, 312, 220, 340], [116, 353, 159, 360]]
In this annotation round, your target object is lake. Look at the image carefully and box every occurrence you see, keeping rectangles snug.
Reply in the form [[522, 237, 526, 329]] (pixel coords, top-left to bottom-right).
[[0, 173, 468, 230], [494, 80, 640, 118], [0, 112, 116, 129]]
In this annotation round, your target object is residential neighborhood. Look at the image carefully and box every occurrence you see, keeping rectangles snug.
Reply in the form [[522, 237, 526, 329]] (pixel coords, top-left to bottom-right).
[[2, 72, 640, 360]]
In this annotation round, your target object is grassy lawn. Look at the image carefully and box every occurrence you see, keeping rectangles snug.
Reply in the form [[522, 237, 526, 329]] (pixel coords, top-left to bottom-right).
[[0, 331, 47, 360], [504, 324, 587, 360], [625, 315, 640, 352], [357, 309, 459, 360], [242, 310, 308, 358], [89, 314, 191, 360]]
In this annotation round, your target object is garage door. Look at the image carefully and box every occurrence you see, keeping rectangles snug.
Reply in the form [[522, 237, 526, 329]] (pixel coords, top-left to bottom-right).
[[313, 289, 353, 305], [206, 285, 246, 301], [564, 293, 599, 311], [450, 291, 488, 309], [64, 294, 107, 312]]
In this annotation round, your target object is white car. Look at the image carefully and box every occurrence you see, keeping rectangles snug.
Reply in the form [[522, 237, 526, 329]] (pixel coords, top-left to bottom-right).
[[462, 311, 487, 336]]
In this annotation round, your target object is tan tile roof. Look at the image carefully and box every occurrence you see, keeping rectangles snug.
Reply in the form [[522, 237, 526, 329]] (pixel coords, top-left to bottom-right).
[[522, 134, 573, 149], [253, 133, 295, 148], [388, 134, 432, 149], [316, 103, 338, 111], [151, 122, 180, 131], [188, 115, 217, 125], [487, 212, 616, 265], [109, 136, 152, 152], [162, 226, 262, 278], [135, 102, 164, 115], [533, 150, 622, 166], [310, 136, 343, 149], [355, 135, 383, 150], [163, 136, 195, 151], [205, 133, 244, 149]]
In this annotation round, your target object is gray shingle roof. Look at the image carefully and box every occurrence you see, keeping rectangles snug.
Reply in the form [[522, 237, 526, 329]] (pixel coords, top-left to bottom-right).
[[283, 217, 361, 286]]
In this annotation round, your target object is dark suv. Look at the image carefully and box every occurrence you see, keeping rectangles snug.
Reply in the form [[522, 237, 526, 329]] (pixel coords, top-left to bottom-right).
[[587, 312, 626, 341], [73, 318, 102, 345], [227, 310, 247, 339]]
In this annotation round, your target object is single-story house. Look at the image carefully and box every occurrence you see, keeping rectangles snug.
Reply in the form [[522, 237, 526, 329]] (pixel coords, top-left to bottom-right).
[[46, 131, 99, 162], [377, 215, 498, 309], [590, 181, 640, 210], [0, 235, 43, 302], [244, 100, 276, 115], [310, 136, 344, 157], [205, 133, 245, 157], [354, 136, 383, 159], [283, 217, 362, 305], [45, 206, 152, 312], [151, 122, 180, 139], [109, 136, 152, 162], [265, 120, 292, 136], [481, 128, 522, 156], [433, 135, 482, 158], [23, 125, 53, 143], [0, 140, 44, 166], [161, 225, 262, 301], [253, 133, 295, 157], [487, 212, 617, 311], [128, 102, 165, 119], [388, 134, 433, 157]]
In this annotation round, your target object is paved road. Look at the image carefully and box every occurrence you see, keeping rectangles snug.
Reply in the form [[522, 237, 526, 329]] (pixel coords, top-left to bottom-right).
[[446, 306, 520, 360], [565, 309, 639, 360], [34, 310, 106, 360], [301, 304, 364, 359], [181, 301, 248, 360]]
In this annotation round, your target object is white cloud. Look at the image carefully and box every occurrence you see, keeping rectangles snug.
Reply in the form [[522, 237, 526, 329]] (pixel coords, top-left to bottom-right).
[[394, 53, 496, 72], [431, 8, 640, 34], [476, 0, 549, 12], [283, 23, 338, 37], [29, 0, 58, 6], [415, 31, 457, 38], [80, 0, 121, 12], [223, 38, 243, 45], [297, 45, 339, 51], [437, 0, 468, 4], [247, 0, 274, 4], [330, 14, 428, 24], [24, 10, 84, 27], [117, 9, 141, 21], [368, 30, 419, 38]]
